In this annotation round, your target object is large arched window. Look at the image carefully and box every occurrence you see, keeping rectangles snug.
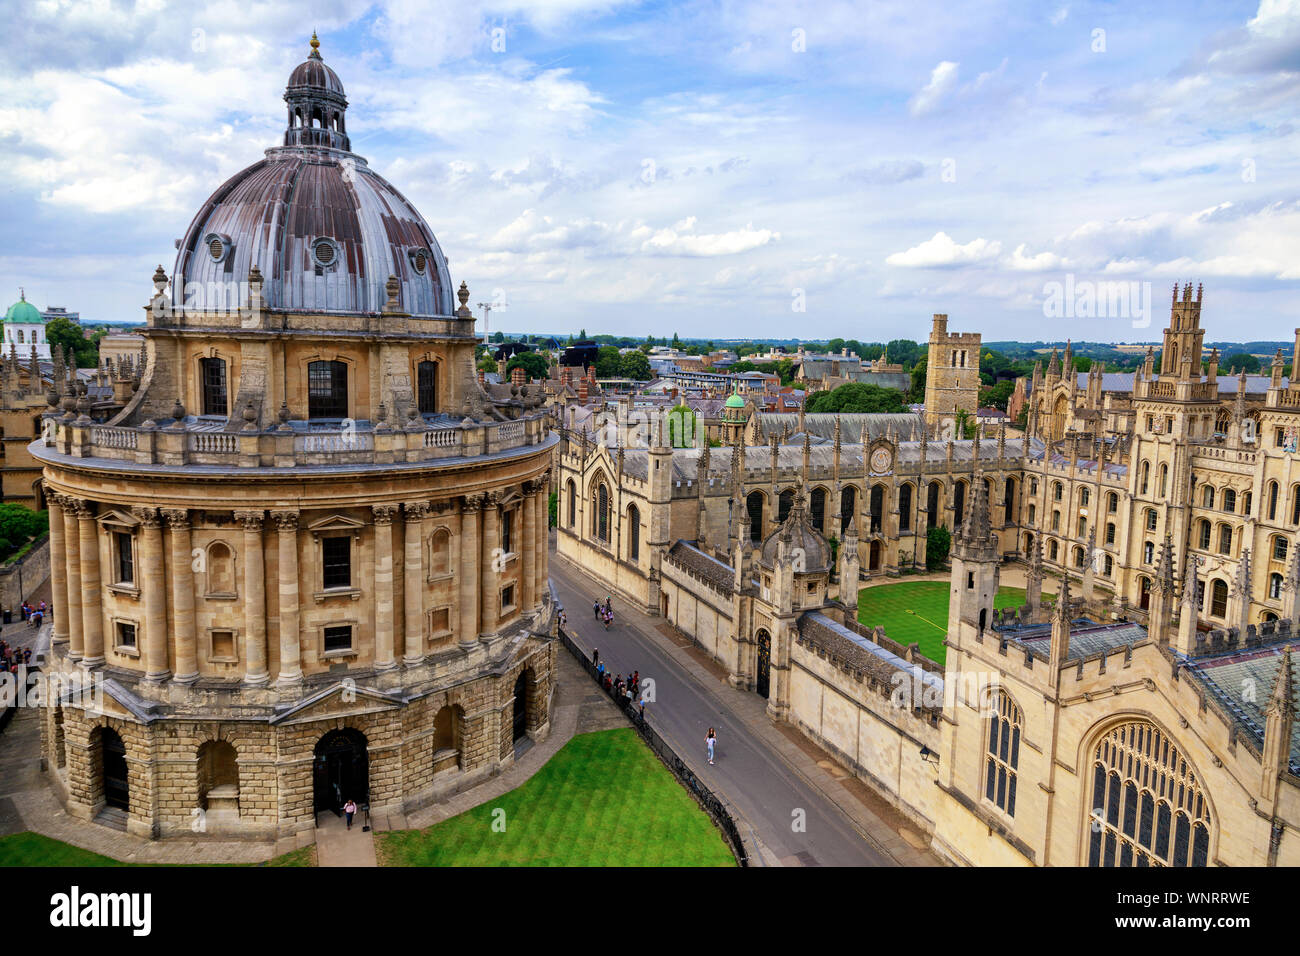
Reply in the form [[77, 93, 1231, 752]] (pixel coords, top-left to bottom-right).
[[593, 482, 610, 542], [1198, 519, 1211, 550], [1274, 535, 1289, 562], [1158, 464, 1168, 497], [1087, 721, 1212, 867], [953, 481, 967, 527], [778, 488, 793, 523], [747, 491, 764, 543], [985, 691, 1021, 817], [1004, 477, 1016, 522], [1267, 481, 1279, 521], [840, 485, 858, 535], [200, 357, 228, 416], [926, 481, 941, 529], [417, 360, 438, 414], [307, 360, 348, 419], [565, 479, 576, 528], [626, 504, 640, 562], [1292, 484, 1300, 525], [898, 483, 912, 532], [869, 485, 884, 534], [1140, 462, 1149, 495], [1269, 573, 1284, 599], [810, 488, 826, 533], [1210, 579, 1228, 618]]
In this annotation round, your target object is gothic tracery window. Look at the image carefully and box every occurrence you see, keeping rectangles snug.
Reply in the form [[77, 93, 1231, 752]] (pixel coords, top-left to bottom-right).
[[1087, 721, 1212, 867], [985, 691, 1021, 817]]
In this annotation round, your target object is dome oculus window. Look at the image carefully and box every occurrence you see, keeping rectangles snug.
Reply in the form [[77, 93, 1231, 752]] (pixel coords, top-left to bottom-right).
[[409, 247, 431, 275], [312, 237, 340, 269], [204, 232, 232, 263]]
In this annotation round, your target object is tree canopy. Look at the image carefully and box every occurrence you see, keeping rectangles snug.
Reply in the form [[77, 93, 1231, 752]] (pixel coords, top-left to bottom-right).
[[45, 317, 99, 369], [505, 351, 549, 381], [805, 382, 907, 414]]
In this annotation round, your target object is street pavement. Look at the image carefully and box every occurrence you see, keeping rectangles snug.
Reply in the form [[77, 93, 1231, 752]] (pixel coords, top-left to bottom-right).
[[550, 556, 931, 867]]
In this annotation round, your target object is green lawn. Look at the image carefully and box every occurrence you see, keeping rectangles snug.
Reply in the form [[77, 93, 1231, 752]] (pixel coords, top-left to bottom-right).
[[857, 580, 1054, 666], [0, 831, 315, 867], [378, 728, 735, 867]]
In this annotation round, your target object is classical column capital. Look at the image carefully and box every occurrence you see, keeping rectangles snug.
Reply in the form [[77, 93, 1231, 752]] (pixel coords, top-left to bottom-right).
[[483, 490, 502, 509], [372, 504, 398, 526], [67, 498, 95, 520], [161, 508, 191, 530], [131, 506, 162, 529], [404, 501, 431, 521], [271, 510, 300, 532], [233, 510, 265, 531], [463, 493, 486, 513]]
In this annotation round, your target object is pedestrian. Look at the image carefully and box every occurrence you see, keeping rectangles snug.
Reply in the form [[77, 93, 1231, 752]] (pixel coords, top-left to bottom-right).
[[596, 660, 605, 680], [638, 698, 646, 722], [706, 727, 716, 765], [343, 798, 357, 830], [593, 648, 599, 667], [604, 595, 612, 613], [593, 600, 600, 619], [558, 609, 567, 631]]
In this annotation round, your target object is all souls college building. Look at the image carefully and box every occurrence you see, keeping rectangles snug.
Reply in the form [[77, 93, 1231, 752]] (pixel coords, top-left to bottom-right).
[[556, 292, 1300, 866], [31, 37, 557, 839]]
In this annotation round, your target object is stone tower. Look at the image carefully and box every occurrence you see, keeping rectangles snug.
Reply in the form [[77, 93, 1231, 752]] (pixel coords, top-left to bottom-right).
[[924, 314, 981, 433], [947, 475, 999, 638]]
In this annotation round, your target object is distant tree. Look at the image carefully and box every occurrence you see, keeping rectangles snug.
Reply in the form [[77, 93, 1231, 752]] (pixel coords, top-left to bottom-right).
[[1223, 352, 1261, 374], [925, 526, 951, 570], [671, 332, 681, 348], [0, 504, 48, 561], [505, 351, 549, 381], [618, 350, 652, 380], [980, 380, 1016, 411], [594, 345, 621, 378], [477, 355, 498, 374], [548, 491, 558, 528], [805, 383, 907, 414], [909, 357, 927, 402], [46, 317, 98, 368]]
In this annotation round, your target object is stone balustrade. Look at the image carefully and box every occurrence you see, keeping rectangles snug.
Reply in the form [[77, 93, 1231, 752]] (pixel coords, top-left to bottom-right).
[[44, 411, 550, 470]]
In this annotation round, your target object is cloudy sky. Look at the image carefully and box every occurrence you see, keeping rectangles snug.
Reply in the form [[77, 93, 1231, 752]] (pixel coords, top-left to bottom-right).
[[3, 0, 1299, 342]]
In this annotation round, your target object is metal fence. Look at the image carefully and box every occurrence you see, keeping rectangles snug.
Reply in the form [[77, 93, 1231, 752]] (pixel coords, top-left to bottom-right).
[[555, 626, 750, 867]]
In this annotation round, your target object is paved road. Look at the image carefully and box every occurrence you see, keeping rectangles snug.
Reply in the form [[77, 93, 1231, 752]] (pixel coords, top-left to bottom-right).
[[551, 560, 892, 867]]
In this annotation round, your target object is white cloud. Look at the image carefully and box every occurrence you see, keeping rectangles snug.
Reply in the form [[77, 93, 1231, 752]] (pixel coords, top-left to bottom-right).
[[909, 60, 959, 115], [1006, 243, 1070, 271], [886, 232, 1002, 268]]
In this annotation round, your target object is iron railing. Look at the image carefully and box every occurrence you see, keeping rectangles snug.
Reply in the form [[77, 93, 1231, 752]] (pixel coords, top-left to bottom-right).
[[555, 626, 750, 867]]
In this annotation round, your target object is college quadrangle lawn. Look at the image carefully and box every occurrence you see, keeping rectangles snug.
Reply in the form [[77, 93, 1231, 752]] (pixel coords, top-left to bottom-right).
[[857, 580, 1055, 666], [0, 729, 734, 867]]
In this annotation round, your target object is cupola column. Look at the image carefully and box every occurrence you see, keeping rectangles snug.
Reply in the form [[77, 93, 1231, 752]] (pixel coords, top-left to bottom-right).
[[521, 486, 537, 610], [135, 508, 170, 681], [78, 504, 105, 667], [272, 511, 302, 685], [403, 502, 428, 664], [480, 492, 501, 637], [62, 501, 83, 661], [459, 495, 482, 646], [163, 509, 197, 682], [47, 495, 69, 647], [534, 472, 550, 601], [372, 506, 397, 670], [236, 511, 269, 684]]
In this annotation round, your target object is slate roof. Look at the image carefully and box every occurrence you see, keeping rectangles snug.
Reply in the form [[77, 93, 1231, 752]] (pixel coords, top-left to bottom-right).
[[800, 611, 944, 694], [996, 617, 1150, 661], [755, 412, 925, 441], [665, 540, 733, 590]]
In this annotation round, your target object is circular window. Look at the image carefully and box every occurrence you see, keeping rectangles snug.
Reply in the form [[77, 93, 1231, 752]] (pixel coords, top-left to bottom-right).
[[409, 247, 430, 275], [312, 237, 339, 268], [204, 232, 232, 263]]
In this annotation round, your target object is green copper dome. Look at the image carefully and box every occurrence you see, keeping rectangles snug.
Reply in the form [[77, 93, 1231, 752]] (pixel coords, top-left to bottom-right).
[[725, 391, 746, 408], [4, 292, 42, 325]]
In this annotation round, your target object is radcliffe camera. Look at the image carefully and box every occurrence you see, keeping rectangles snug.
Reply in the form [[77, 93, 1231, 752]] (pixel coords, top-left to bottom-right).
[[0, 0, 1293, 936]]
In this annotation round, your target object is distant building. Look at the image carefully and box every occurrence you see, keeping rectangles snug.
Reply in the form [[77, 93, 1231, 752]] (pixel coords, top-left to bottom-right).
[[4, 291, 53, 361], [41, 306, 80, 325]]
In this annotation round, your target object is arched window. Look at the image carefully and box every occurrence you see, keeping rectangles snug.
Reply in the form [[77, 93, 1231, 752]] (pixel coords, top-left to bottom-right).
[[1158, 464, 1168, 497], [1270, 573, 1284, 600], [1049, 539, 1059, 561], [1243, 491, 1252, 516], [1080, 488, 1091, 508], [1145, 508, 1158, 531], [1210, 579, 1228, 617], [207, 542, 235, 596], [1218, 525, 1232, 555], [1004, 477, 1015, 522], [1107, 492, 1118, 514], [565, 479, 576, 528], [1140, 462, 1149, 495], [1087, 721, 1212, 867], [778, 489, 793, 523], [1077, 516, 1087, 538], [897, 484, 911, 533], [840, 485, 858, 534], [1267, 481, 1279, 521], [417, 360, 438, 414], [593, 483, 610, 542], [810, 488, 826, 533], [307, 360, 348, 419], [1051, 510, 1060, 532], [1105, 522, 1116, 545], [1053, 481, 1063, 502], [1222, 489, 1236, 513], [1198, 519, 1211, 550], [985, 691, 1021, 817], [1274, 536, 1289, 562], [954, 481, 966, 527], [1103, 554, 1113, 576], [626, 504, 640, 562], [430, 528, 450, 576], [926, 481, 941, 529], [1028, 503, 1037, 525], [869, 485, 884, 534], [747, 492, 764, 543], [1143, 540, 1154, 564], [200, 357, 229, 417], [1293, 485, 1300, 525], [1074, 546, 1086, 569]]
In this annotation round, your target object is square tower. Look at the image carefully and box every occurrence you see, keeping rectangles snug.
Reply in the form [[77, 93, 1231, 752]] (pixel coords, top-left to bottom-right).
[[924, 314, 981, 431]]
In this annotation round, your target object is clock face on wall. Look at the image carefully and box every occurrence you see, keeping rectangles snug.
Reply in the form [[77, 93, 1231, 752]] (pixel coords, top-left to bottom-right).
[[870, 448, 892, 473]]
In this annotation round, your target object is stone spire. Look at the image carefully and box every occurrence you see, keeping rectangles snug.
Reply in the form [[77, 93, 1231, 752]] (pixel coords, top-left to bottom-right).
[[1049, 572, 1072, 666], [1176, 553, 1202, 655], [1233, 547, 1253, 636], [1026, 534, 1044, 618], [1284, 544, 1300, 626], [1261, 650, 1295, 797], [1147, 535, 1176, 645], [953, 473, 995, 562]]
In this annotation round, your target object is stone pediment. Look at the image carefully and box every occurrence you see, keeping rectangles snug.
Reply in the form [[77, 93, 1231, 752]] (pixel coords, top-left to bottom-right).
[[305, 513, 367, 536], [96, 508, 142, 530], [270, 681, 405, 726]]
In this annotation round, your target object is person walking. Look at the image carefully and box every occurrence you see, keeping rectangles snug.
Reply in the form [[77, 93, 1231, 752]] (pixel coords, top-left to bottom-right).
[[343, 798, 357, 830], [706, 727, 717, 766], [593, 600, 601, 619]]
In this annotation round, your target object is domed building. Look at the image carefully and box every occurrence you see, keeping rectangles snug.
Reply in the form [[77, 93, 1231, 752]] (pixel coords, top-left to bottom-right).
[[5, 291, 52, 361], [32, 35, 557, 841]]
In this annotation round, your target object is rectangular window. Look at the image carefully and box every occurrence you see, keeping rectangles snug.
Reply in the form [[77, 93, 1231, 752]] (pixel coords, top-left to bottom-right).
[[307, 360, 348, 419], [200, 357, 228, 416], [431, 607, 451, 635], [322, 536, 351, 589], [502, 510, 512, 554], [116, 621, 137, 648], [501, 584, 515, 610], [115, 531, 134, 585], [210, 630, 236, 661], [324, 625, 352, 653]]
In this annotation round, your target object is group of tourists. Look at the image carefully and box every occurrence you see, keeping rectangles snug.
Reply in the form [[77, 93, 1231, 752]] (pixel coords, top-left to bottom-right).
[[593, 595, 615, 630], [0, 638, 31, 674], [19, 601, 46, 629]]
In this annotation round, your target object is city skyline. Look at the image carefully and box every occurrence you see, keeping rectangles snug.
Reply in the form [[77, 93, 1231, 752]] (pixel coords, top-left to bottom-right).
[[3, 1, 1299, 340]]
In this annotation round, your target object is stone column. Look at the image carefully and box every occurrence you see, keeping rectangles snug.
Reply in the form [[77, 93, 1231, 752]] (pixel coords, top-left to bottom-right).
[[521, 486, 537, 610], [163, 509, 197, 682], [78, 503, 104, 667], [134, 508, 169, 681], [403, 501, 428, 664], [272, 511, 302, 685], [459, 495, 482, 646], [47, 495, 69, 646], [372, 505, 397, 671], [62, 499, 84, 661], [480, 492, 501, 637], [535, 474, 550, 604], [236, 511, 268, 684]]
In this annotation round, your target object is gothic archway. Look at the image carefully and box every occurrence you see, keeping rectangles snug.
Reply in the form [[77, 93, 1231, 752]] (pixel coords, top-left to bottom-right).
[[755, 629, 771, 699]]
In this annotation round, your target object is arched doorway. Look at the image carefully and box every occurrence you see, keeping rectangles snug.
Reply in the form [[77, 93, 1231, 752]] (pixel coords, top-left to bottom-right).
[[313, 728, 368, 815], [1139, 577, 1151, 612], [869, 540, 882, 572], [512, 671, 530, 742], [755, 630, 771, 699], [98, 727, 129, 812]]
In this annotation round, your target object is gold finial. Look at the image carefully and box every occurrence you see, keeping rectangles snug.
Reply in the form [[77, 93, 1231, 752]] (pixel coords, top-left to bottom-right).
[[309, 31, 321, 58]]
